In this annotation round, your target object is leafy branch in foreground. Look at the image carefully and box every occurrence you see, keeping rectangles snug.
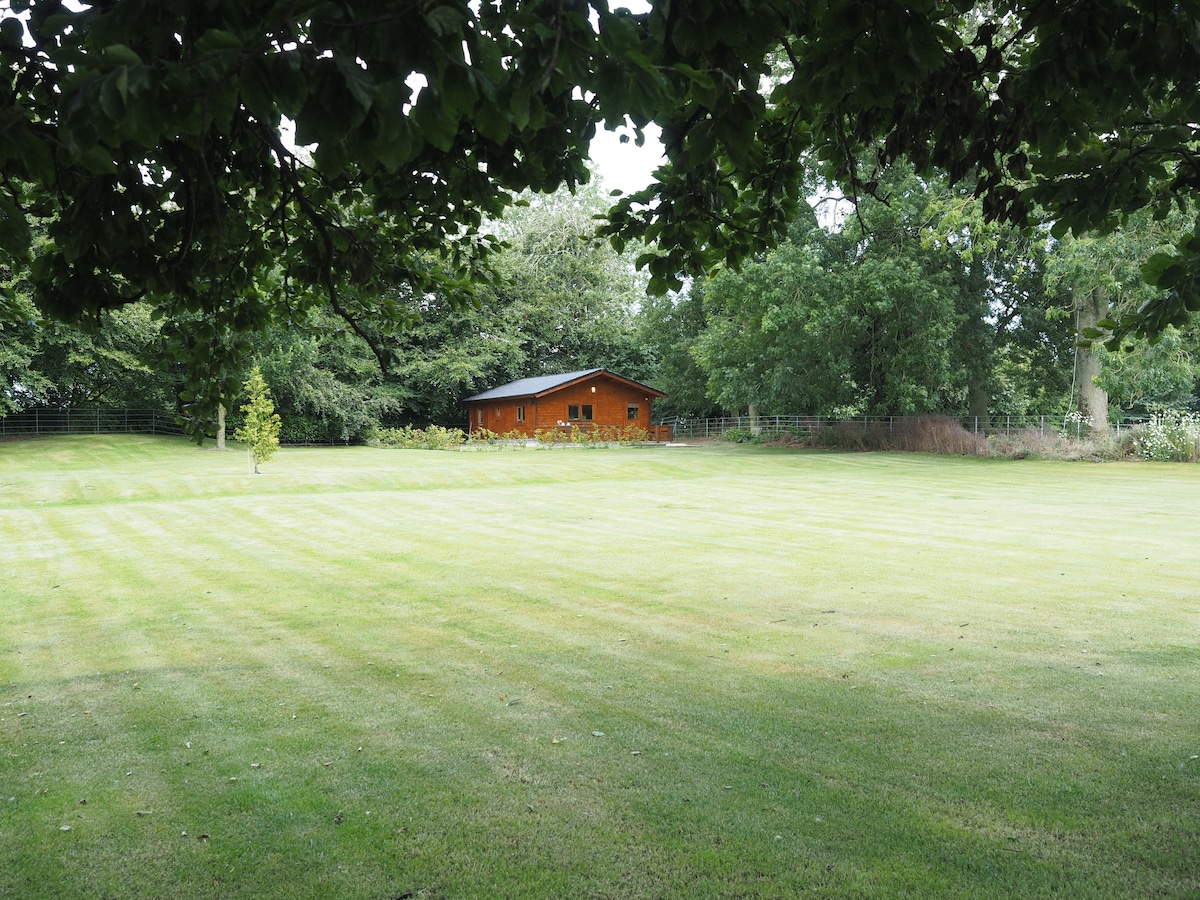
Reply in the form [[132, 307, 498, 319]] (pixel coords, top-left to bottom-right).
[[2, 0, 1199, 427]]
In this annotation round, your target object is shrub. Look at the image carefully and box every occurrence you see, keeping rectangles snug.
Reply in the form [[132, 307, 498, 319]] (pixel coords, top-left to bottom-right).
[[1134, 412, 1200, 462], [618, 424, 651, 443], [467, 428, 529, 447], [533, 426, 566, 445], [1062, 411, 1095, 439], [369, 424, 466, 450], [741, 415, 1140, 461], [985, 429, 1084, 460], [720, 427, 765, 444], [978, 427, 1127, 461], [527, 424, 654, 446], [814, 422, 885, 451], [805, 417, 987, 455], [279, 414, 348, 444]]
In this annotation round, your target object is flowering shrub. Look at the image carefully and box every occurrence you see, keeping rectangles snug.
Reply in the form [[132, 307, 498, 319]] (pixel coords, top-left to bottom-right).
[[1062, 411, 1094, 438], [1134, 412, 1200, 462]]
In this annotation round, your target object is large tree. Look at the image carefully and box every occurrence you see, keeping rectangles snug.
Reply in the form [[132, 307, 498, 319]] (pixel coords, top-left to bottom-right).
[[694, 199, 962, 417], [1044, 209, 1199, 427], [917, 175, 1071, 422], [231, 183, 648, 429], [633, 286, 721, 420], [3, 0, 1198, 432]]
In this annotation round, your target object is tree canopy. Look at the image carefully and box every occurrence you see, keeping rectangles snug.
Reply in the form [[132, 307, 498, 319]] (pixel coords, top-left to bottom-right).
[[3, 0, 1199, 430]]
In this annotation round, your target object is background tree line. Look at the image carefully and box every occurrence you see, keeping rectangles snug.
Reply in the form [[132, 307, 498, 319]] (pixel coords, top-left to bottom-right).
[[3, 171, 1198, 441]]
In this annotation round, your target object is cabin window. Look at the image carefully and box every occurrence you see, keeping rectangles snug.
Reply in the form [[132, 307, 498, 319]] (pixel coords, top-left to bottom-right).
[[516, 405, 525, 423], [627, 403, 640, 420], [582, 404, 593, 421], [568, 404, 593, 422], [568, 404, 579, 420]]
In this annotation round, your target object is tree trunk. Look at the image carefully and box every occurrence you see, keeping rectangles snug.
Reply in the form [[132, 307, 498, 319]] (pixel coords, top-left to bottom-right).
[[967, 376, 990, 430], [216, 403, 227, 450], [1075, 287, 1109, 433], [748, 403, 761, 436], [960, 256, 993, 431]]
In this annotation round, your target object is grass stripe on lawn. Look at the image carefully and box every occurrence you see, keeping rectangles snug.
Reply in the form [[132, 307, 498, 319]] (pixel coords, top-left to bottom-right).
[[1, 436, 1197, 898]]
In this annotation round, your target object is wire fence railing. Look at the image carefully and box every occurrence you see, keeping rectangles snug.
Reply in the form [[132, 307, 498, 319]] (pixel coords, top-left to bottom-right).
[[661, 414, 1148, 440], [0, 408, 186, 437], [1, 408, 1150, 444]]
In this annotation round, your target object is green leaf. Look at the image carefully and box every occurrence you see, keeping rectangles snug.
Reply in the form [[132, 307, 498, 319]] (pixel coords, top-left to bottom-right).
[[99, 74, 126, 122], [0, 17, 23, 49], [196, 29, 242, 53], [510, 89, 531, 131], [0, 193, 32, 254], [79, 145, 117, 174], [441, 66, 477, 117], [101, 44, 143, 67], [425, 6, 466, 37], [1156, 263, 1186, 289], [335, 57, 377, 113], [1141, 252, 1178, 283], [313, 140, 350, 177], [375, 114, 420, 171], [413, 90, 458, 152], [474, 101, 510, 144]]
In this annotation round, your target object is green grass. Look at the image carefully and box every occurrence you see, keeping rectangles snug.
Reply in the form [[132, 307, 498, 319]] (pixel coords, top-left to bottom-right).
[[1, 435, 1198, 898]]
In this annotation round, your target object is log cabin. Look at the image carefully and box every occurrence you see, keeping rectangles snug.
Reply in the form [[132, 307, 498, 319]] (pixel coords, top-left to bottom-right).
[[464, 369, 671, 440]]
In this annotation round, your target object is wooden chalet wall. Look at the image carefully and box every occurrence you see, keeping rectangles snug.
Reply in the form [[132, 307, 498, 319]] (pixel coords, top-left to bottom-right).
[[470, 396, 528, 435], [466, 372, 663, 438]]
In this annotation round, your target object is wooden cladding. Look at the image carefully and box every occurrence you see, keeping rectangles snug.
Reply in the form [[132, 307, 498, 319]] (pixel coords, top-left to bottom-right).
[[465, 371, 668, 439]]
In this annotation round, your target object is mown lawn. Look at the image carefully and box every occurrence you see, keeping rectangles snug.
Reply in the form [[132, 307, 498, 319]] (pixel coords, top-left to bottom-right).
[[1, 436, 1197, 898]]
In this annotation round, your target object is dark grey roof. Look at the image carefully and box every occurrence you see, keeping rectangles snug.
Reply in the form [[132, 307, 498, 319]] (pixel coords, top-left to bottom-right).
[[464, 369, 603, 402]]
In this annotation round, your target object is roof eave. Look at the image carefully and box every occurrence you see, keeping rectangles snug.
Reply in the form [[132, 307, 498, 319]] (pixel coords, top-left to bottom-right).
[[531, 370, 666, 399]]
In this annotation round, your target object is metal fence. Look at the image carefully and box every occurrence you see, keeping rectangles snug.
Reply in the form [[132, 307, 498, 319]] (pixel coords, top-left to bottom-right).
[[0, 408, 185, 437], [1, 407, 1148, 443], [661, 414, 1147, 440], [962, 415, 1145, 438]]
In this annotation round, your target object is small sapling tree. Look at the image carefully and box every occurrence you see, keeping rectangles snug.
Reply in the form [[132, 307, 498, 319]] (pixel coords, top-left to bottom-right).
[[234, 367, 282, 474]]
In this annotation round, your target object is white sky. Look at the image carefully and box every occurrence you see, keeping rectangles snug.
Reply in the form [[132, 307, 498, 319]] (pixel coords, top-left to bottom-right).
[[585, 0, 663, 196], [588, 120, 665, 197]]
